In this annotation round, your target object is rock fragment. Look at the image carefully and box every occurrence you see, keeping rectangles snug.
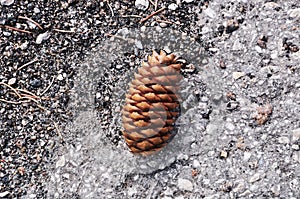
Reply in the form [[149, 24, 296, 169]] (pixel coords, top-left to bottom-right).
[[177, 178, 193, 191]]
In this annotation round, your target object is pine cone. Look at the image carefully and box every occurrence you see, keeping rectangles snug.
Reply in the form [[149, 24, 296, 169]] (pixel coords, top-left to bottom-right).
[[122, 50, 182, 155]]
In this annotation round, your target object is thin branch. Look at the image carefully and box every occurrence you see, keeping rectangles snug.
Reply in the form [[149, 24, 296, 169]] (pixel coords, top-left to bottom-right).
[[40, 76, 55, 96], [156, 19, 173, 24], [53, 28, 75, 33], [0, 25, 32, 34], [121, 15, 142, 18], [0, 82, 22, 98], [149, 0, 155, 7], [107, 0, 114, 17], [53, 122, 64, 142], [19, 96, 46, 111], [17, 58, 38, 70], [0, 98, 22, 105], [105, 33, 127, 41], [155, 0, 159, 11], [18, 16, 43, 30], [140, 7, 165, 23], [17, 89, 39, 99]]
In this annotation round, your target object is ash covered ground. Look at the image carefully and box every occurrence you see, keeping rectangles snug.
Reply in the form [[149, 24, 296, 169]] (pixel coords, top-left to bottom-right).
[[0, 0, 299, 198]]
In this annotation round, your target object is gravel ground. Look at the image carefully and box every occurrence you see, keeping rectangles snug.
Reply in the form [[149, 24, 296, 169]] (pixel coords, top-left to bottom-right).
[[0, 0, 299, 198]]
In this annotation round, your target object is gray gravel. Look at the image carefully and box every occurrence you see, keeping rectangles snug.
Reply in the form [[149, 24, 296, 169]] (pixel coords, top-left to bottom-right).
[[0, 0, 299, 198]]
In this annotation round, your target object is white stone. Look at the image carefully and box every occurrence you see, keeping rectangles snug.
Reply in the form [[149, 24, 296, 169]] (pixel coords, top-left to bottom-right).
[[243, 151, 252, 162], [225, 122, 235, 131], [183, 0, 194, 3], [96, 92, 101, 99], [36, 32, 50, 44], [0, 0, 14, 6], [140, 26, 146, 32], [288, 8, 300, 18], [178, 178, 193, 191], [135, 40, 143, 49], [292, 128, 300, 142], [255, 46, 262, 53], [8, 78, 16, 85], [168, 3, 178, 10], [292, 151, 300, 163], [193, 159, 200, 168], [135, 0, 149, 11], [204, 7, 216, 18], [232, 72, 245, 80], [289, 179, 299, 191], [292, 144, 299, 150], [263, 2, 279, 9], [249, 173, 260, 183], [56, 155, 66, 168], [20, 41, 29, 50], [127, 187, 137, 196], [57, 74, 64, 81], [0, 191, 10, 197], [278, 136, 290, 144]]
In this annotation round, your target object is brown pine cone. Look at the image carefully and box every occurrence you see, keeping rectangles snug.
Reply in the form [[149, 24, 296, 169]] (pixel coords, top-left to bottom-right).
[[122, 50, 182, 155]]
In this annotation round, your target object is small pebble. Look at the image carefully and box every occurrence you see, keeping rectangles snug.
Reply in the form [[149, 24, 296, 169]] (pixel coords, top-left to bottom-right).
[[0, 0, 14, 6], [220, 150, 228, 158], [243, 152, 252, 162], [192, 159, 200, 168], [183, 0, 194, 3], [135, 0, 149, 11], [292, 128, 300, 142], [225, 122, 235, 131], [204, 7, 216, 18], [168, 3, 178, 11], [249, 173, 260, 183], [159, 23, 168, 28], [56, 155, 66, 168], [8, 78, 16, 85], [29, 78, 42, 88], [135, 40, 143, 49], [226, 19, 239, 33], [128, 187, 137, 196], [140, 26, 146, 32], [278, 136, 290, 144], [288, 8, 300, 18], [232, 72, 245, 80], [177, 178, 193, 191], [3, 31, 11, 37], [0, 191, 10, 197], [57, 74, 64, 81], [20, 41, 29, 50], [36, 32, 50, 44]]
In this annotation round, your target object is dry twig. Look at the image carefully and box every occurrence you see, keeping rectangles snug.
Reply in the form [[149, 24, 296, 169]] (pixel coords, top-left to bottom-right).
[[40, 76, 55, 96], [0, 82, 22, 98], [140, 7, 165, 23], [53, 122, 64, 142], [149, 0, 155, 7], [0, 25, 32, 34], [18, 58, 38, 71], [121, 15, 142, 18], [156, 19, 173, 24], [155, 0, 159, 10], [105, 33, 127, 41], [0, 99, 22, 105], [19, 96, 46, 111], [18, 16, 43, 30], [53, 28, 75, 33], [0, 82, 47, 111], [107, 0, 114, 17]]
